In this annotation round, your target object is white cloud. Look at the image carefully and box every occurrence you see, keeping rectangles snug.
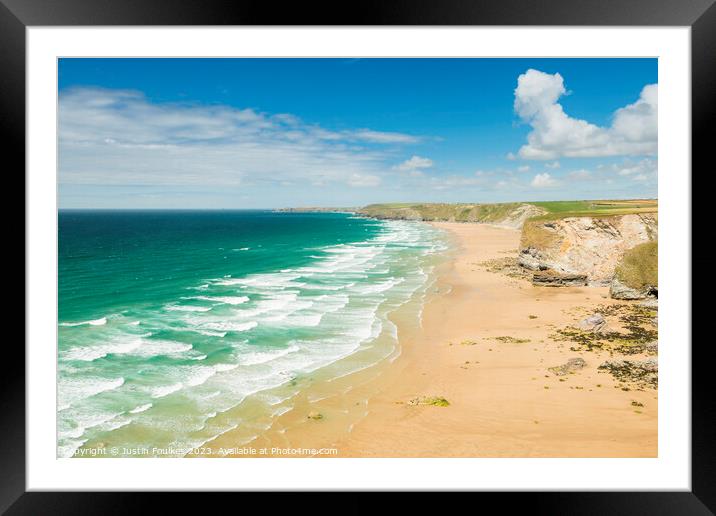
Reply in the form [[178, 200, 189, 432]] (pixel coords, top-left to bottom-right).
[[353, 129, 420, 144], [530, 172, 558, 188], [517, 165, 530, 172], [347, 173, 382, 187], [514, 69, 657, 159], [545, 161, 561, 169], [59, 87, 419, 190], [394, 155, 434, 171], [567, 169, 591, 180], [598, 158, 657, 181]]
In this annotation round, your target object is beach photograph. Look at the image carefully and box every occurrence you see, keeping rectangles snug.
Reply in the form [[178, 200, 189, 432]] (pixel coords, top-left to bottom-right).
[[57, 58, 658, 458]]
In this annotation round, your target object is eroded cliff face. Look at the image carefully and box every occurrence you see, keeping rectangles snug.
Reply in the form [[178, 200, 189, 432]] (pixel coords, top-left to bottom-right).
[[519, 213, 658, 286]]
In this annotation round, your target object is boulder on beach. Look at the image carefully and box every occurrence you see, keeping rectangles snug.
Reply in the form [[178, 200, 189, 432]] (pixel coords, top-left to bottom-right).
[[532, 270, 588, 287], [548, 357, 587, 376], [577, 313, 608, 334]]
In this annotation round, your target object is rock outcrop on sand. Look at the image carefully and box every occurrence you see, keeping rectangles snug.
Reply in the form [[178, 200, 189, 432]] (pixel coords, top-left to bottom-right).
[[519, 213, 657, 286], [548, 357, 587, 376], [598, 358, 658, 387], [531, 270, 588, 287], [576, 313, 608, 333], [610, 277, 655, 300]]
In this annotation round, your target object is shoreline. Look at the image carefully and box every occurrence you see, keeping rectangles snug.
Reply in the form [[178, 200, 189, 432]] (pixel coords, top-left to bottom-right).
[[203, 220, 657, 457]]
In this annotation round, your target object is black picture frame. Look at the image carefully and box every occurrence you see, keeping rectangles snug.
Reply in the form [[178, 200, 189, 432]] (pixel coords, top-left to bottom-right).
[[3, 0, 711, 512]]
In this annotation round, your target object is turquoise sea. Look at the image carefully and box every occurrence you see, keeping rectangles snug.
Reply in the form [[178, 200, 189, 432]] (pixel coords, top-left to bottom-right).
[[58, 210, 447, 457]]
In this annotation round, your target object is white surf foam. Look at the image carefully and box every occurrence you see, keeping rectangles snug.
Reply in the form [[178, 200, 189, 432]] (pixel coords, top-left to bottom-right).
[[60, 317, 108, 327], [129, 403, 153, 414], [58, 376, 125, 409], [193, 295, 250, 305], [165, 304, 213, 312], [200, 321, 258, 333], [151, 382, 183, 398], [63, 337, 143, 362]]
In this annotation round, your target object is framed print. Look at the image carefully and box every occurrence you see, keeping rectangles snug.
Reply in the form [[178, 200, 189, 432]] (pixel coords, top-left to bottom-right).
[[4, 0, 713, 512]]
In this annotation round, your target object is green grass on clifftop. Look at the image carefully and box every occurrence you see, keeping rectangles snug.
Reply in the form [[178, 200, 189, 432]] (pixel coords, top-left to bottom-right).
[[359, 202, 524, 222], [529, 199, 657, 220], [615, 241, 658, 290]]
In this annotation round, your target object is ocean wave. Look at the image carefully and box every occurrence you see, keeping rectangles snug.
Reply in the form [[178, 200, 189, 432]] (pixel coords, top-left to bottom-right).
[[58, 376, 125, 409], [130, 339, 193, 358], [280, 313, 324, 327], [194, 329, 227, 337], [150, 382, 183, 398], [184, 366, 218, 387], [192, 295, 249, 305], [237, 344, 301, 366], [199, 320, 258, 333], [357, 277, 405, 295], [165, 304, 213, 312], [60, 317, 108, 327], [63, 337, 143, 362], [60, 410, 124, 440], [214, 363, 239, 372], [129, 403, 153, 414]]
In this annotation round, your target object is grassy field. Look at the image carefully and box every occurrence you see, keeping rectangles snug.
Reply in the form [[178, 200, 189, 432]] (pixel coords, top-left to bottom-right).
[[358, 199, 657, 225], [528, 199, 657, 220]]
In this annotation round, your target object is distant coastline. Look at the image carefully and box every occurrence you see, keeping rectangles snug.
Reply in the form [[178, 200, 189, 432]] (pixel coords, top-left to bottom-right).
[[274, 207, 359, 214]]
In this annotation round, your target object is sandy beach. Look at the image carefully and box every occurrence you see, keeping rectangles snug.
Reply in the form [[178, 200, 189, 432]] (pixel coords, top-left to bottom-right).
[[331, 222, 658, 457], [207, 221, 657, 458]]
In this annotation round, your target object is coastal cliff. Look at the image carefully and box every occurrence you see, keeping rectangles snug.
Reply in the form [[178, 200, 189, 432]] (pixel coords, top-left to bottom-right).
[[354, 200, 658, 298], [280, 200, 658, 298], [358, 202, 546, 228], [519, 213, 658, 287]]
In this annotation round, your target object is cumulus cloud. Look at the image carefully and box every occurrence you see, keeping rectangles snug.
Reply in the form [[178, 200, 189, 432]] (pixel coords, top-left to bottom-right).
[[530, 172, 558, 188], [598, 158, 657, 182], [347, 173, 382, 187], [394, 155, 434, 171], [517, 165, 530, 172], [567, 169, 591, 180], [59, 87, 419, 190], [514, 69, 657, 159]]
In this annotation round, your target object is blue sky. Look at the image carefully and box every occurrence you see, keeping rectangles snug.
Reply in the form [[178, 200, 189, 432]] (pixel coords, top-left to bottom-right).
[[58, 58, 657, 208]]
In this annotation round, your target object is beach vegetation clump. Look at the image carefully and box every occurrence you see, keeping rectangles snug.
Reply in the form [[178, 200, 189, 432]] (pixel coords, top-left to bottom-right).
[[307, 411, 324, 420], [552, 304, 657, 354], [492, 336, 531, 344], [598, 358, 657, 389], [408, 396, 450, 407], [615, 241, 658, 292]]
